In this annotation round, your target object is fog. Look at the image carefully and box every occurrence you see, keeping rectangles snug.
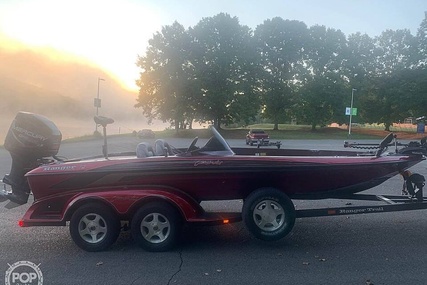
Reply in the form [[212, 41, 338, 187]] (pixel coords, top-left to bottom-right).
[[0, 45, 169, 142]]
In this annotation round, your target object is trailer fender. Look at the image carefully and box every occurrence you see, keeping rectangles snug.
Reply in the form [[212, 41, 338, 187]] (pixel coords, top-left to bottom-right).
[[63, 186, 204, 222]]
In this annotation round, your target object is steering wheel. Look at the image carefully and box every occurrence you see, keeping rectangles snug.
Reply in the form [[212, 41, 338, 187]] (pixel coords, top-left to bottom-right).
[[186, 137, 199, 153]]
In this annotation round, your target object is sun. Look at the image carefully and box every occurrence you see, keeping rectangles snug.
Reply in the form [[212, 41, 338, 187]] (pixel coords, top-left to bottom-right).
[[0, 0, 164, 91]]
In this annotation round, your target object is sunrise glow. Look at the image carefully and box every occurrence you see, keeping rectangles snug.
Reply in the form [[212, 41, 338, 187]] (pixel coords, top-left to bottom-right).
[[0, 0, 163, 91]]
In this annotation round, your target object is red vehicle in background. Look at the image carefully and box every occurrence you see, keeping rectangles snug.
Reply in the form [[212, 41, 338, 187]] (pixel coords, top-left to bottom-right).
[[245, 129, 281, 148], [245, 129, 270, 146]]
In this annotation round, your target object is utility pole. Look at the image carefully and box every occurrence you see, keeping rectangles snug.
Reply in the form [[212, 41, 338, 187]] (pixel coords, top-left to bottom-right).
[[95, 77, 105, 132], [348, 88, 357, 136]]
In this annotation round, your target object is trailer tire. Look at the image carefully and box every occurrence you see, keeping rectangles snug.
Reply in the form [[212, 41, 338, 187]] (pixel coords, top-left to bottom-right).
[[243, 188, 295, 241], [70, 203, 121, 252], [131, 202, 181, 252]]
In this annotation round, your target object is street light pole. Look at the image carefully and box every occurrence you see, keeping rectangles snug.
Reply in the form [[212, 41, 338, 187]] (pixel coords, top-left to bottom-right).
[[95, 77, 105, 132], [348, 88, 357, 136]]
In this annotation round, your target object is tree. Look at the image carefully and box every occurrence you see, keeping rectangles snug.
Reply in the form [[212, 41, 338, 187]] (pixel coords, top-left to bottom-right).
[[304, 25, 348, 77], [344, 33, 376, 86], [295, 25, 348, 130], [254, 18, 309, 130], [416, 12, 427, 67], [357, 29, 418, 130], [190, 13, 260, 128], [133, 14, 427, 131], [297, 73, 348, 130], [359, 68, 425, 131], [398, 68, 427, 119], [374, 29, 417, 75], [135, 21, 196, 130]]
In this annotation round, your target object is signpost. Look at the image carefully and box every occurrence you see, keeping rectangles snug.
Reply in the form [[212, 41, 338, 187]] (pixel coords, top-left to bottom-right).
[[347, 88, 357, 136], [94, 77, 105, 132], [94, 98, 101, 108]]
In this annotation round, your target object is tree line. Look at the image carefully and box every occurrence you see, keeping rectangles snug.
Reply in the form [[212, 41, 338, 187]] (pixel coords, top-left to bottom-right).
[[135, 12, 427, 131]]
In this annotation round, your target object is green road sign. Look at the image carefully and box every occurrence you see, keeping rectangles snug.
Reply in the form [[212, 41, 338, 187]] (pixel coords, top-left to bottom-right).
[[345, 107, 357, 116]]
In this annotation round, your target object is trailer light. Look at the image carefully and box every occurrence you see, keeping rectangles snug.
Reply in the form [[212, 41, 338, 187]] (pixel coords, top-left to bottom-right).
[[18, 220, 24, 227], [223, 219, 230, 224]]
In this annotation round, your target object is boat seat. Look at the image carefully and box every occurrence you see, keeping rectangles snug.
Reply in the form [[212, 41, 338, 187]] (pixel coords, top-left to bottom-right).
[[154, 139, 172, 156], [136, 142, 154, 158]]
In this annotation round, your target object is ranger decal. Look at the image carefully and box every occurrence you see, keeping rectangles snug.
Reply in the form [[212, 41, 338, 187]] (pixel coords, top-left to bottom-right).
[[194, 160, 223, 166], [42, 165, 77, 171]]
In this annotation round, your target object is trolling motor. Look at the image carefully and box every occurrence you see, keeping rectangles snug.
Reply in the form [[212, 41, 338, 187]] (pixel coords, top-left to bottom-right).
[[94, 116, 114, 159], [344, 133, 427, 156], [1, 112, 62, 205]]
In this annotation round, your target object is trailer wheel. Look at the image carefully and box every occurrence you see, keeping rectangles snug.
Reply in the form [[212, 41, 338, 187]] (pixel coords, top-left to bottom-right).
[[243, 188, 295, 241], [131, 202, 181, 252], [70, 203, 121, 252]]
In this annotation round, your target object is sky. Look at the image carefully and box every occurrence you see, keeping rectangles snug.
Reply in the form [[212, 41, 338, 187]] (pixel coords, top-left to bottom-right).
[[1, 0, 426, 91]]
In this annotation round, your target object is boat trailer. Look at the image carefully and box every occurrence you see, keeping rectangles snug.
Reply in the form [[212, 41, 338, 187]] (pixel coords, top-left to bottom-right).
[[255, 138, 282, 149], [296, 193, 427, 218], [295, 171, 427, 218]]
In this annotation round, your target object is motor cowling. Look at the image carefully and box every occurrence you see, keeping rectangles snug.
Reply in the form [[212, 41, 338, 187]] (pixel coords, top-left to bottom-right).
[[3, 112, 62, 204]]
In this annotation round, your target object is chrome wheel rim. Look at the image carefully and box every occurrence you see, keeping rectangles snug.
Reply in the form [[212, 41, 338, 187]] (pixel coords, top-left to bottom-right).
[[253, 200, 285, 231], [78, 213, 107, 244], [141, 213, 171, 244]]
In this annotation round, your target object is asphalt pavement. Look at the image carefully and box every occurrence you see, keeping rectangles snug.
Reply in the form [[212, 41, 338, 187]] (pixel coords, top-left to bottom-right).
[[1, 136, 427, 285]]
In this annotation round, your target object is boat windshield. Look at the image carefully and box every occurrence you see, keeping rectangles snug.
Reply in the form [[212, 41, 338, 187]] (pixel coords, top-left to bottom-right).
[[191, 126, 235, 156]]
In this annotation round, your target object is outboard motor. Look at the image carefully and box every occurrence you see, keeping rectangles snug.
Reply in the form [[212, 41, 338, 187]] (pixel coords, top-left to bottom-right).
[[2, 112, 61, 204]]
